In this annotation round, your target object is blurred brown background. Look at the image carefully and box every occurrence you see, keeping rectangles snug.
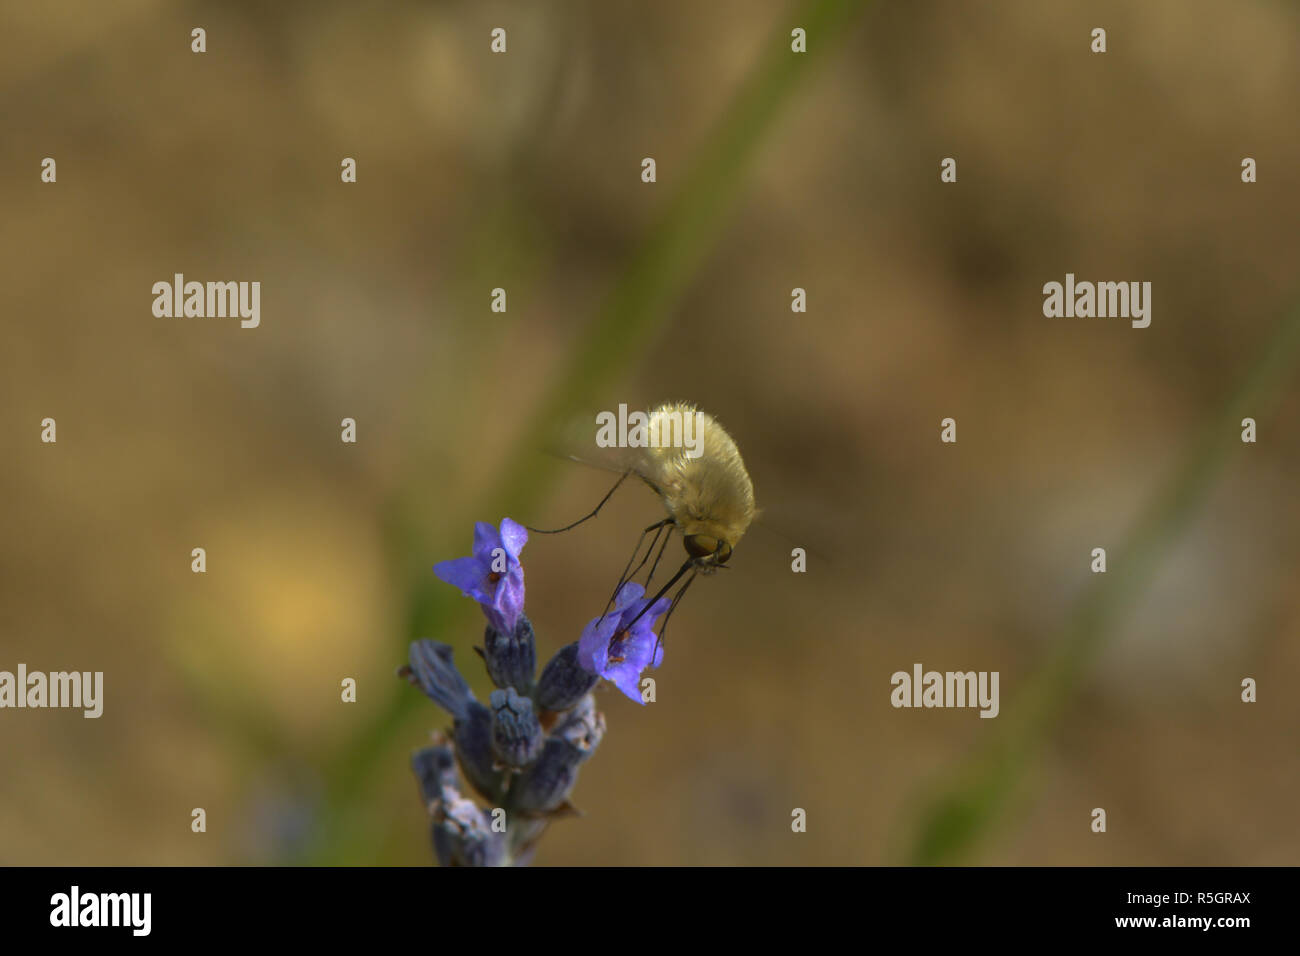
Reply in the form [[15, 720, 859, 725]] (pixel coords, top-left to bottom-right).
[[2, 0, 1298, 865]]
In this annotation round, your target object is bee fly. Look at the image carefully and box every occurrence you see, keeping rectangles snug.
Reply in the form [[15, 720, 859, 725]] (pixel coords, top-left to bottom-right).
[[527, 402, 756, 654]]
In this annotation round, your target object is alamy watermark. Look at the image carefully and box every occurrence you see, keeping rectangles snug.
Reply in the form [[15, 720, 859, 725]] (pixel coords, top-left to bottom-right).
[[152, 273, 260, 328], [890, 663, 999, 718], [595, 403, 704, 459], [50, 886, 150, 936], [1043, 273, 1151, 328], [0, 664, 103, 718]]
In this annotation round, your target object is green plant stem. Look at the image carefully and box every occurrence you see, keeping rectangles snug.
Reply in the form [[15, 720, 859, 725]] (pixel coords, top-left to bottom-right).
[[302, 0, 873, 864], [906, 298, 1300, 864]]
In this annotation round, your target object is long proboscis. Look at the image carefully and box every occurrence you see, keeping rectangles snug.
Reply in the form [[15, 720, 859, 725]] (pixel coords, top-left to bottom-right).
[[624, 556, 696, 631]]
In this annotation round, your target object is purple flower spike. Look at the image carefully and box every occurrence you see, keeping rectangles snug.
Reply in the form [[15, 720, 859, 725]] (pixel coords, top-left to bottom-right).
[[576, 582, 670, 703], [434, 518, 528, 635]]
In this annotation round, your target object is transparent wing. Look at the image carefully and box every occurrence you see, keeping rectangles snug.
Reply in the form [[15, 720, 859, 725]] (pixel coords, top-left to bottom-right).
[[545, 419, 664, 495]]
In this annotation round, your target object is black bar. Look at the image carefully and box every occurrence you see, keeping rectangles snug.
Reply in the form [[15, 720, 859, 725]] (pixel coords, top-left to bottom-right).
[[0, 866, 1283, 942]]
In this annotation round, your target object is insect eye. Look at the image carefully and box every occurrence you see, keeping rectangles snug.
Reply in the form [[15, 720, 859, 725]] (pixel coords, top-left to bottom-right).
[[715, 542, 732, 564], [684, 534, 718, 559]]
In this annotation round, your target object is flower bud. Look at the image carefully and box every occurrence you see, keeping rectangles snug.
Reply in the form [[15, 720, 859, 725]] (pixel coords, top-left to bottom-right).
[[431, 793, 507, 867], [481, 616, 537, 694], [534, 642, 599, 713], [552, 693, 605, 760], [410, 743, 458, 806], [489, 687, 543, 769], [511, 695, 606, 813], [454, 701, 506, 802], [407, 640, 473, 720]]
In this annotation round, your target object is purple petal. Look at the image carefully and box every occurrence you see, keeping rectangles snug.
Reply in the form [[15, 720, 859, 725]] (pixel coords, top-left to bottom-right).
[[611, 581, 646, 611], [434, 556, 490, 600], [577, 612, 620, 674], [499, 518, 528, 559], [605, 659, 646, 702], [472, 521, 501, 561], [631, 595, 671, 631], [492, 569, 526, 635], [575, 582, 669, 695], [603, 626, 661, 702]]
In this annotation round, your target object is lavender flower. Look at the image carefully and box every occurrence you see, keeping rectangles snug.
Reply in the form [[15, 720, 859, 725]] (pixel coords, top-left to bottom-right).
[[412, 743, 507, 867], [406, 640, 472, 720], [576, 581, 670, 703], [534, 641, 599, 713], [489, 687, 543, 769], [405, 640, 504, 799], [454, 701, 507, 800], [512, 694, 606, 814], [411, 742, 460, 804], [479, 616, 537, 695], [433, 518, 527, 635], [433, 792, 507, 867], [406, 517, 671, 865], [410, 743, 506, 868]]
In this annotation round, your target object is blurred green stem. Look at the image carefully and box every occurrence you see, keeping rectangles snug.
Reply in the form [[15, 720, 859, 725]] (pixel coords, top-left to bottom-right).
[[303, 0, 872, 863], [906, 298, 1300, 864]]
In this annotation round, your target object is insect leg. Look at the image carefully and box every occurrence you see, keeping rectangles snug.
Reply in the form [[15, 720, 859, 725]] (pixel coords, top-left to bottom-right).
[[622, 520, 671, 592], [524, 470, 630, 534], [622, 557, 694, 632], [650, 570, 697, 660], [643, 521, 675, 589], [599, 517, 673, 624]]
